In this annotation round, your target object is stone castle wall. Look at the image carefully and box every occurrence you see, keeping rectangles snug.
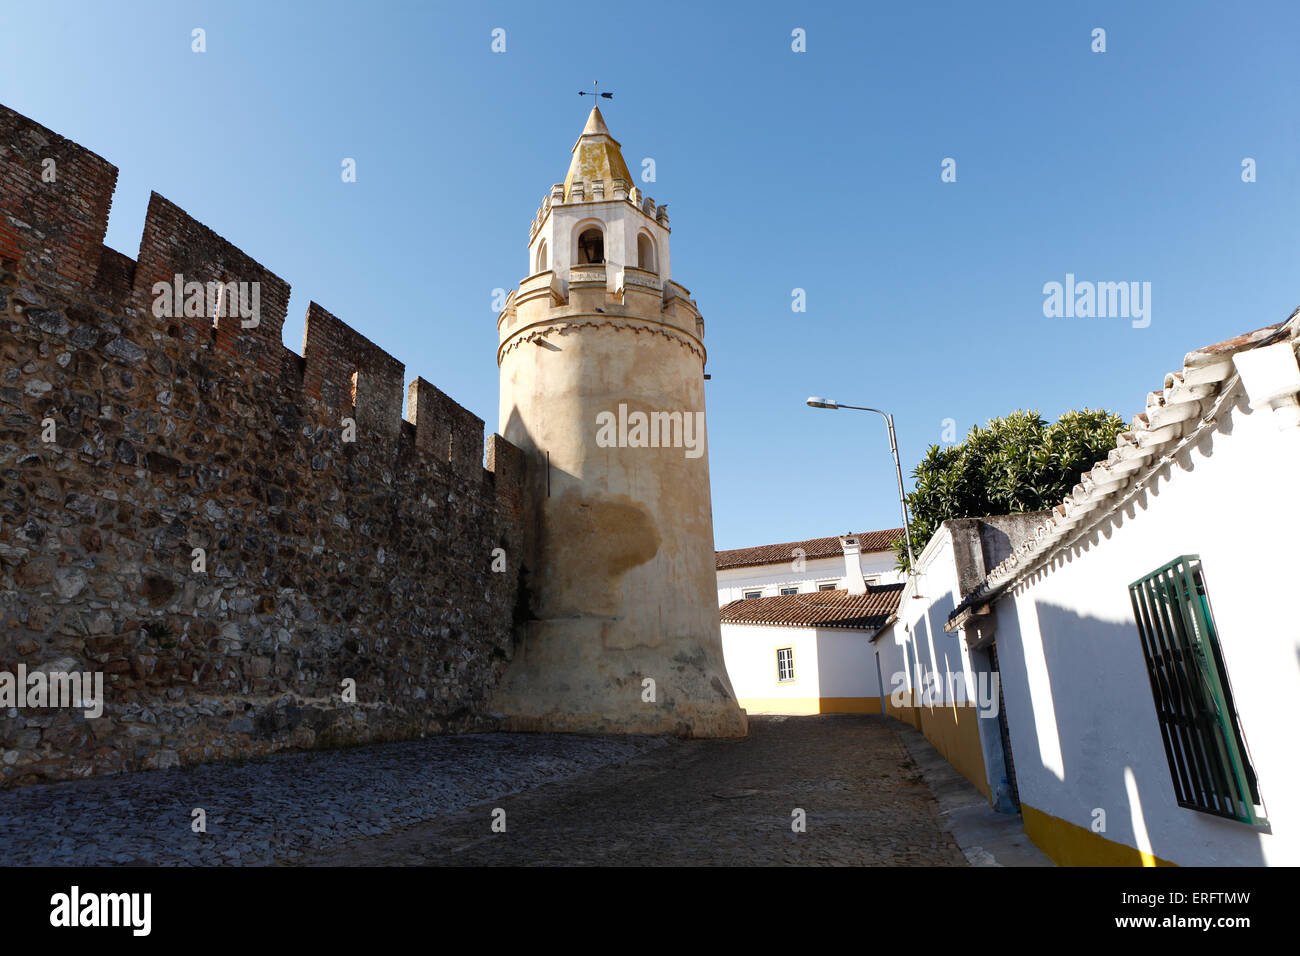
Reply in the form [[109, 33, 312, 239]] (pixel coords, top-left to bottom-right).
[[0, 103, 528, 787]]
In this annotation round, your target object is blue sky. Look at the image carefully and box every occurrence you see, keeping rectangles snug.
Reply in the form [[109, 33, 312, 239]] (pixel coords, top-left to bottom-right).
[[3, 1, 1296, 550]]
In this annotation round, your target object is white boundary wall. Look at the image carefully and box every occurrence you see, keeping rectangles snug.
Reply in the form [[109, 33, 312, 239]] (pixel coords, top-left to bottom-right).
[[986, 390, 1300, 865]]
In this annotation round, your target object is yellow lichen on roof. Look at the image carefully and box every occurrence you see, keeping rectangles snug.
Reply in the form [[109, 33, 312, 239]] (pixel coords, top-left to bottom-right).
[[563, 106, 633, 202]]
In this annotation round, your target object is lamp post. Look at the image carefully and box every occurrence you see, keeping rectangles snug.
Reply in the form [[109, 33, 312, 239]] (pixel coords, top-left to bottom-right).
[[806, 397, 918, 575]]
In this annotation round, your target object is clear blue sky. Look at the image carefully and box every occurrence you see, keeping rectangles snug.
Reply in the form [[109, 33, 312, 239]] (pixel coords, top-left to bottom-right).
[[3, 1, 1296, 550]]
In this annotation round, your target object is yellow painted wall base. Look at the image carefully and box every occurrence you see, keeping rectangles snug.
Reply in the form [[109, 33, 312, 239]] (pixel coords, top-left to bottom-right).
[[885, 700, 921, 729], [737, 696, 883, 716], [1022, 804, 1177, 867], [885, 697, 990, 799], [917, 702, 991, 801]]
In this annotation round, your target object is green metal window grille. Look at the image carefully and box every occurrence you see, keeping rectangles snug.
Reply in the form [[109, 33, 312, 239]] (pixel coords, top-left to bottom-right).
[[1128, 556, 1264, 825]]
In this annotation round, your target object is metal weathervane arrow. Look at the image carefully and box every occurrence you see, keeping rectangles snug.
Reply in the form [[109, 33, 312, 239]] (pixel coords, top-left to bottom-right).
[[578, 80, 614, 101]]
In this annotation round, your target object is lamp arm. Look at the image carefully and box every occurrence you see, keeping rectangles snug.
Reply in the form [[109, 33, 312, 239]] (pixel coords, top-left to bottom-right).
[[839, 405, 917, 571]]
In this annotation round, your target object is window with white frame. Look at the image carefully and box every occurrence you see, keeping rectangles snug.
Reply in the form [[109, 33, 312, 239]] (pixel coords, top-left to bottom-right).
[[780, 587, 798, 596], [776, 647, 795, 682], [817, 582, 837, 591], [743, 590, 762, 600]]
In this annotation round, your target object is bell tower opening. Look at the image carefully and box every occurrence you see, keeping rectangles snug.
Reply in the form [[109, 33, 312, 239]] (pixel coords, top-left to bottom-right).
[[636, 233, 656, 273], [577, 226, 604, 264]]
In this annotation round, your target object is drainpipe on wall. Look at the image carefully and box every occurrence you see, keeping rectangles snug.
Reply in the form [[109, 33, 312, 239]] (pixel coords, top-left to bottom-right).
[[874, 645, 886, 715]]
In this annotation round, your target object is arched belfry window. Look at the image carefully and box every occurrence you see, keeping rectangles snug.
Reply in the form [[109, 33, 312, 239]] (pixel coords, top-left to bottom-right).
[[577, 227, 604, 264], [637, 234, 656, 273], [536, 239, 548, 272]]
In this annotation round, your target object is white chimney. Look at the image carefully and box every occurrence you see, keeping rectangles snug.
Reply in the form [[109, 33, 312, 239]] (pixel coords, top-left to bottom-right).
[[1234, 341, 1300, 429], [839, 535, 867, 595]]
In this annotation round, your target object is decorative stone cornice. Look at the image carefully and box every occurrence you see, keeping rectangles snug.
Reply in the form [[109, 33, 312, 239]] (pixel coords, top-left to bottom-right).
[[497, 315, 705, 365]]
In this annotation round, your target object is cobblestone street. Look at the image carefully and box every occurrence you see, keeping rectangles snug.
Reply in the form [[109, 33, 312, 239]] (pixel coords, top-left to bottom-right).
[[0, 715, 969, 866], [302, 715, 968, 866], [0, 732, 667, 866]]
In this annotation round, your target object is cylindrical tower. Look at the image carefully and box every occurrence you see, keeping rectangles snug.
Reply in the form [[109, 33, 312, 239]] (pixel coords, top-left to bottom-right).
[[489, 107, 747, 737]]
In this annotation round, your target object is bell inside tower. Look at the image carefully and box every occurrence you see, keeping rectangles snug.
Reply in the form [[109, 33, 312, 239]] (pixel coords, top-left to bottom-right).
[[577, 227, 604, 264]]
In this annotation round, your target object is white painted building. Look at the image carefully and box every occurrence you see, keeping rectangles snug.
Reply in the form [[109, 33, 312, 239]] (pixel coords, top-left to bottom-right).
[[715, 528, 904, 606], [873, 514, 1047, 803], [933, 313, 1300, 866], [719, 586, 903, 715]]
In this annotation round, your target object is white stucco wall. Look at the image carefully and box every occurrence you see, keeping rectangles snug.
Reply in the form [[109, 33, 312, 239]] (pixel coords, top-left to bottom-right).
[[878, 527, 969, 705], [720, 624, 821, 711], [717, 551, 902, 606], [719, 623, 882, 713], [986, 390, 1300, 865], [876, 524, 1005, 797], [816, 629, 884, 700], [530, 198, 672, 297]]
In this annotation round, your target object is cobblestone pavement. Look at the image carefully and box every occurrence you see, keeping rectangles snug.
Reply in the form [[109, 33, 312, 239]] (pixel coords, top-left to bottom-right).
[[300, 715, 968, 866], [0, 733, 666, 866], [0, 716, 967, 866]]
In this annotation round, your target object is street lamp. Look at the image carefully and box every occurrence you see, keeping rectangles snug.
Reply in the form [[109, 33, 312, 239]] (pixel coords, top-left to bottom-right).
[[806, 397, 918, 575]]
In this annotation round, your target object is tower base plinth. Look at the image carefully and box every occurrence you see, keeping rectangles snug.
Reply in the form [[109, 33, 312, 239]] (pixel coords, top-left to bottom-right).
[[487, 619, 749, 738]]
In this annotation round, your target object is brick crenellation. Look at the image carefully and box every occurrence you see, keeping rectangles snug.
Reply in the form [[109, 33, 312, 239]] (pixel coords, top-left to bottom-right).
[[0, 102, 529, 787]]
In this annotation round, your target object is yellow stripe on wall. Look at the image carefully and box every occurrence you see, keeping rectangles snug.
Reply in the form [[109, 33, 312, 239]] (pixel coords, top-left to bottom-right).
[[916, 701, 991, 800], [883, 696, 990, 799], [884, 699, 921, 729], [1022, 804, 1177, 867]]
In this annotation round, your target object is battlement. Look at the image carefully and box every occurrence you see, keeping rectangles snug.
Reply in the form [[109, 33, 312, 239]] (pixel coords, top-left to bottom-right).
[[408, 376, 489, 480], [0, 101, 531, 787], [302, 301, 403, 445], [529, 183, 669, 239], [0, 104, 118, 294], [0, 101, 506, 476]]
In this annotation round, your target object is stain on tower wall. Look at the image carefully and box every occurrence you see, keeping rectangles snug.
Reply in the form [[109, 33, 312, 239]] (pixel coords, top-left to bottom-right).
[[0, 103, 528, 787]]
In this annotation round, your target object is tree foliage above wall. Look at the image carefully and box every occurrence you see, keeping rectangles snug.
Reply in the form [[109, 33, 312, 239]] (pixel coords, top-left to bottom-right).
[[892, 409, 1127, 570]]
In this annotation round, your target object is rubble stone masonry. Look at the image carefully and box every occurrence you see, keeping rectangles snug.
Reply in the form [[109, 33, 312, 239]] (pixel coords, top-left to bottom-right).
[[0, 103, 528, 787]]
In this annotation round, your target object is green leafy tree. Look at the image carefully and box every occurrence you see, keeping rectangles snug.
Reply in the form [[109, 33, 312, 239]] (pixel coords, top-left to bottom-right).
[[892, 408, 1126, 570]]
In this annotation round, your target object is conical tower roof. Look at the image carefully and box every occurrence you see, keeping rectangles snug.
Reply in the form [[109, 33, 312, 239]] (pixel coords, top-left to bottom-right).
[[563, 106, 634, 202]]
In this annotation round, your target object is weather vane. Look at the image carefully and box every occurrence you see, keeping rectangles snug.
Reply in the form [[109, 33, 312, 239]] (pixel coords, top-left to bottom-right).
[[578, 80, 613, 101]]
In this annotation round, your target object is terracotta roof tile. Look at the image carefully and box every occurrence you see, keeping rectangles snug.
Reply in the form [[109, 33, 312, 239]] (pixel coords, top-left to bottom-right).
[[715, 528, 904, 570], [719, 584, 905, 630]]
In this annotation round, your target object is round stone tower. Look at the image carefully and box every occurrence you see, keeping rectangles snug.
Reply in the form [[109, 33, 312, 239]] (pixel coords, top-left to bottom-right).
[[489, 106, 747, 737]]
